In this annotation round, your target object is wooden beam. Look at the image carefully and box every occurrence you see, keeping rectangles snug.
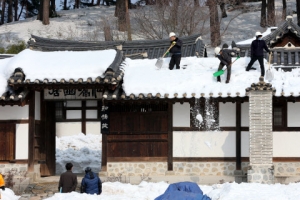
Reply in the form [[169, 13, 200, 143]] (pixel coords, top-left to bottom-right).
[[28, 91, 35, 172], [167, 102, 173, 171], [236, 100, 241, 170], [107, 139, 168, 142]]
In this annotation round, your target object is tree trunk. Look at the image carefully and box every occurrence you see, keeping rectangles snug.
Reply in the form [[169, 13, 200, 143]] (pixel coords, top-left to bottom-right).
[[37, 0, 43, 21], [75, 0, 79, 8], [7, 0, 13, 22], [63, 0, 67, 10], [208, 0, 221, 46], [260, 0, 266, 27], [1, 0, 6, 24], [170, 0, 179, 29], [14, 0, 18, 21], [282, 0, 286, 20], [267, 0, 275, 26], [50, 0, 55, 16], [96, 0, 100, 5], [220, 1, 227, 18], [18, 1, 24, 20], [42, 0, 49, 25], [125, 0, 132, 40], [297, 0, 300, 26], [194, 0, 199, 6], [115, 0, 122, 17]]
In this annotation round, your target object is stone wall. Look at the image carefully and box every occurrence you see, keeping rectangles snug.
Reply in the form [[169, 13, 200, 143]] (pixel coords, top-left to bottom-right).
[[0, 163, 27, 174], [274, 162, 300, 176]]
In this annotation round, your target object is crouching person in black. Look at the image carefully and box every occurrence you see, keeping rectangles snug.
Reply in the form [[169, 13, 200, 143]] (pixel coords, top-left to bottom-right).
[[169, 32, 182, 70], [215, 47, 235, 84], [81, 167, 102, 195]]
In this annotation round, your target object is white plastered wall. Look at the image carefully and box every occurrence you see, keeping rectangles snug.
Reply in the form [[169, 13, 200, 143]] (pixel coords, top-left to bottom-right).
[[173, 131, 236, 157], [273, 132, 300, 157], [287, 102, 300, 127], [15, 124, 28, 159], [0, 105, 28, 120], [56, 122, 81, 137], [35, 91, 40, 120], [241, 102, 249, 127], [86, 122, 101, 135], [173, 103, 190, 127], [241, 131, 250, 157], [219, 103, 236, 127]]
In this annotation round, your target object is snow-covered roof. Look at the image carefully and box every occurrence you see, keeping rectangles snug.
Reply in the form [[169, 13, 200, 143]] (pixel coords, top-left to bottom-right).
[[120, 56, 300, 98]]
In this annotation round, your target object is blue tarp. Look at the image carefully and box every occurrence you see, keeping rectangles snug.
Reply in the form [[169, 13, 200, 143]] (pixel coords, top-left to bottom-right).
[[155, 181, 211, 200]]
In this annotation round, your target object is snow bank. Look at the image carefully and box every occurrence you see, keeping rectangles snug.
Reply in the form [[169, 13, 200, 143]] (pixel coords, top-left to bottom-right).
[[4, 49, 116, 81], [0, 188, 20, 200], [44, 181, 300, 200], [0, 57, 13, 95], [56, 133, 102, 174]]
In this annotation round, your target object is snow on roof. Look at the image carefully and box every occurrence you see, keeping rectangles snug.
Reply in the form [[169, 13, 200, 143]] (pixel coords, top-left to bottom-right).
[[123, 56, 300, 98], [236, 28, 274, 45]]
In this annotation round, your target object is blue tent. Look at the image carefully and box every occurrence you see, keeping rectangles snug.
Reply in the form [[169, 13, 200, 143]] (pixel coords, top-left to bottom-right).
[[155, 182, 211, 200]]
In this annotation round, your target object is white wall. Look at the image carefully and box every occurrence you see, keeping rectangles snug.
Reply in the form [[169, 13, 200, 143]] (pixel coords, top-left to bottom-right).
[[173, 103, 190, 127], [173, 131, 236, 157], [241, 102, 249, 127], [0, 105, 28, 120], [15, 124, 28, 159], [219, 103, 236, 127], [241, 131, 250, 157], [35, 91, 40, 120], [273, 132, 300, 157], [86, 122, 101, 135], [56, 122, 81, 137], [287, 102, 300, 127]]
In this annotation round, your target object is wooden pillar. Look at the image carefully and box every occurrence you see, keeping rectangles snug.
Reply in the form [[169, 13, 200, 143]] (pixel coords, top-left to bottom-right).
[[28, 91, 35, 172], [167, 102, 173, 171], [236, 100, 241, 170], [101, 133, 107, 171]]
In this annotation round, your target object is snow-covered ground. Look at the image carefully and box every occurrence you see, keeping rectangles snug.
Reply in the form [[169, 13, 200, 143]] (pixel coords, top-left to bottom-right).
[[56, 133, 102, 174]]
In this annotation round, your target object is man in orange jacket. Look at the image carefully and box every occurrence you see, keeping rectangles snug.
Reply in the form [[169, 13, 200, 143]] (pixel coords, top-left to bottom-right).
[[0, 173, 5, 190]]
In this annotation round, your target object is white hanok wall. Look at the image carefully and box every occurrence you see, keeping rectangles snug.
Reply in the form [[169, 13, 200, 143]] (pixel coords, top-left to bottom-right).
[[56, 122, 81, 137], [273, 132, 300, 157], [241, 131, 250, 157], [241, 102, 249, 127], [15, 124, 29, 159], [287, 102, 300, 127], [173, 131, 236, 157], [173, 103, 190, 127], [0, 105, 28, 120], [219, 103, 236, 127], [35, 91, 40, 120], [86, 122, 101, 135]]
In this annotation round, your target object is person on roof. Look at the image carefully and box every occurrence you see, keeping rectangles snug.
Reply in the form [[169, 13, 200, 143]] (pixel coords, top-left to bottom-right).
[[80, 167, 102, 195], [168, 32, 183, 70], [215, 47, 237, 83], [246, 31, 270, 77]]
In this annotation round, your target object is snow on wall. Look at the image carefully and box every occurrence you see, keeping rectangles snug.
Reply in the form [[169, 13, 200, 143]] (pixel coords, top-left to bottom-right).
[[273, 132, 300, 157], [173, 131, 236, 157], [56, 133, 102, 174], [56, 122, 81, 137], [287, 102, 300, 127], [15, 124, 28, 159], [35, 91, 40, 120], [219, 103, 236, 127], [0, 105, 28, 120], [173, 103, 190, 127]]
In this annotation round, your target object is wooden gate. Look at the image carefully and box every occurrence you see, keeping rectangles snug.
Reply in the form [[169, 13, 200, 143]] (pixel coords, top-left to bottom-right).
[[0, 123, 15, 161], [108, 103, 169, 160]]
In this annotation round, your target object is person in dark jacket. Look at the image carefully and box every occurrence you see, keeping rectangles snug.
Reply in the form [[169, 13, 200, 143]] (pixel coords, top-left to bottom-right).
[[58, 163, 78, 193], [246, 31, 270, 77], [215, 47, 234, 83], [168, 32, 183, 70], [80, 167, 102, 195]]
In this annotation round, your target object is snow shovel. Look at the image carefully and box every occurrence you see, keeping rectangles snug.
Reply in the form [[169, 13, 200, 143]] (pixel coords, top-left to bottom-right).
[[213, 56, 240, 77], [265, 52, 274, 81], [155, 44, 175, 69]]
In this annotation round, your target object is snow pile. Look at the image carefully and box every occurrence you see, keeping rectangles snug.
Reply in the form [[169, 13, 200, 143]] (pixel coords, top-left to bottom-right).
[[56, 133, 102, 174], [44, 181, 300, 200], [196, 114, 203, 123], [0, 188, 20, 200], [0, 57, 13, 95], [3, 49, 116, 80]]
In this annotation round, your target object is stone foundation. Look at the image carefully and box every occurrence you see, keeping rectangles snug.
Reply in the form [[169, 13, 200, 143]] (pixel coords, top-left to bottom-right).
[[247, 164, 274, 184], [0, 163, 28, 174], [274, 162, 300, 176]]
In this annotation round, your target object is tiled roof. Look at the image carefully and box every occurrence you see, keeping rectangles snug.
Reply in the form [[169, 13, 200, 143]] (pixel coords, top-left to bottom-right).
[[28, 34, 206, 59]]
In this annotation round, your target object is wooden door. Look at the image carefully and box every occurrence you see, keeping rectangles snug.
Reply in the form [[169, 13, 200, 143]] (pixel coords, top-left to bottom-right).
[[0, 123, 15, 161]]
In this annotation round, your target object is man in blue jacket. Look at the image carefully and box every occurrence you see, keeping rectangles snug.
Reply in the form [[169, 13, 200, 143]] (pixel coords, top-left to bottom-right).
[[80, 167, 102, 195], [246, 31, 270, 77]]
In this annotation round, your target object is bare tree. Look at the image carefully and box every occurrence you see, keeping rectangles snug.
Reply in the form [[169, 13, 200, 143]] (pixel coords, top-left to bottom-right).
[[1, 0, 6, 24], [194, 0, 199, 6], [43, 0, 49, 24], [117, 0, 132, 40], [282, 0, 286, 20], [63, 0, 67, 10], [7, 0, 13, 22], [14, 0, 18, 21], [219, 0, 227, 18], [297, 0, 300, 26], [260, 0, 266, 27], [74, 0, 79, 8], [267, 0, 275, 26], [207, 0, 221, 46]]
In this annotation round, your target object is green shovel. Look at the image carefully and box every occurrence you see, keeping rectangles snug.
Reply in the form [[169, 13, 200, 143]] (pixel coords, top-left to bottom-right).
[[213, 56, 240, 77]]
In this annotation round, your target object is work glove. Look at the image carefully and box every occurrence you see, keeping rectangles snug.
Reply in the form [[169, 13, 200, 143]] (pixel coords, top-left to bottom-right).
[[1, 186, 5, 191], [172, 41, 176, 45]]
